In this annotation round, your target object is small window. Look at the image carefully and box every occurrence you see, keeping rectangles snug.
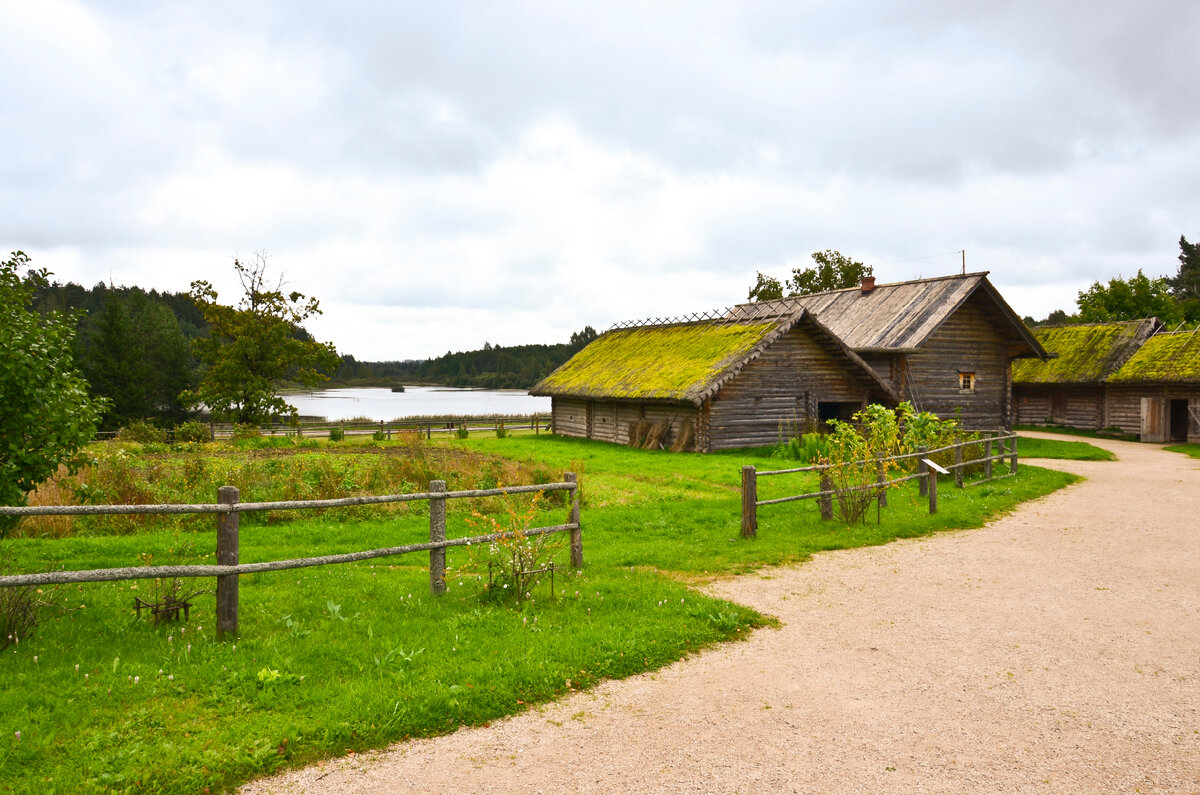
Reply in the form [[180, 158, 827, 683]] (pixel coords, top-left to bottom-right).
[[958, 372, 975, 392]]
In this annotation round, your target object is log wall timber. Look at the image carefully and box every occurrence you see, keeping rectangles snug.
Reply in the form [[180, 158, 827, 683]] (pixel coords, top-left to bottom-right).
[[1013, 385, 1105, 429], [903, 295, 1011, 429], [706, 326, 877, 450], [1105, 385, 1200, 441], [551, 398, 589, 438]]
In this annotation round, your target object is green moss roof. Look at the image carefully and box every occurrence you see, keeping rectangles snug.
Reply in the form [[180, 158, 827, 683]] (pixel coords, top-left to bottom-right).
[[530, 321, 776, 403], [1109, 332, 1200, 384], [1012, 321, 1151, 384]]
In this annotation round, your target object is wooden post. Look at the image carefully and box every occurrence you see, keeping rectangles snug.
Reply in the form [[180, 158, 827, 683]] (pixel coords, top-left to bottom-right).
[[740, 466, 758, 538], [387, 423, 392, 441], [426, 423, 431, 440], [928, 463, 938, 514], [429, 480, 447, 596], [209, 421, 216, 441], [216, 486, 239, 638], [535, 414, 539, 435], [955, 443, 964, 488], [1010, 434, 1019, 475], [875, 455, 887, 508], [984, 434, 993, 481], [917, 446, 929, 496], [566, 472, 583, 567], [818, 472, 833, 521]]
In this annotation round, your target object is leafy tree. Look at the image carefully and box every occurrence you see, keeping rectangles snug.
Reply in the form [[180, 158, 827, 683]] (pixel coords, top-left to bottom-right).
[[748, 250, 873, 301], [1076, 270, 1181, 326], [183, 256, 339, 425], [569, 325, 598, 349], [747, 272, 784, 302], [77, 291, 196, 430], [788, 250, 873, 295], [0, 252, 106, 516]]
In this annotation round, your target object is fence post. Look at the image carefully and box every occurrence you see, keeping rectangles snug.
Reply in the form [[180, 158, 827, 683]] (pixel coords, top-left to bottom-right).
[[566, 471, 583, 567], [1010, 434, 1019, 474], [216, 486, 239, 638], [535, 414, 539, 435], [984, 434, 993, 481], [426, 423, 431, 440], [429, 480, 447, 596], [209, 421, 216, 442], [928, 464, 938, 514], [917, 446, 929, 496], [954, 443, 964, 488], [818, 472, 833, 521], [875, 455, 887, 508], [740, 465, 757, 538]]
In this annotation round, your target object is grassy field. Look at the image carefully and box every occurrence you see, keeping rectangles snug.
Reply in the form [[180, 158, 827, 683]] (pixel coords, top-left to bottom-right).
[[1016, 435, 1116, 461], [1164, 443, 1200, 459], [0, 434, 1078, 793], [1014, 423, 1138, 442]]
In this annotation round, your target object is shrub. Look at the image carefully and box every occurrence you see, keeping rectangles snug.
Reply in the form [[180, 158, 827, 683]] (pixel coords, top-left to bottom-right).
[[0, 570, 58, 650], [452, 492, 564, 604], [455, 424, 469, 439], [371, 429, 386, 442], [495, 420, 508, 439], [328, 426, 345, 442], [231, 423, 262, 441], [174, 421, 211, 444], [117, 421, 167, 444]]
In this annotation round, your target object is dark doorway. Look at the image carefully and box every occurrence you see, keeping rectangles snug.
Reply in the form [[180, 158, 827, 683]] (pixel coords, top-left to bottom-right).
[[818, 401, 860, 423], [1169, 399, 1189, 442]]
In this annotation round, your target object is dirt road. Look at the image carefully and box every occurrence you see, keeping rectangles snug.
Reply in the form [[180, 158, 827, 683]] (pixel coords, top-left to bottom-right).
[[244, 434, 1200, 794]]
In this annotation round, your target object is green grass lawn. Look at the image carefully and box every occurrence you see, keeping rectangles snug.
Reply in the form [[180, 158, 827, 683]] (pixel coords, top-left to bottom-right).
[[1014, 423, 1138, 442], [0, 435, 1078, 793], [1015, 435, 1116, 461], [1164, 443, 1200, 459]]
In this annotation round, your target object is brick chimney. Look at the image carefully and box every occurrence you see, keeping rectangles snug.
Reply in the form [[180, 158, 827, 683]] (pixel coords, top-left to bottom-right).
[[860, 276, 876, 293]]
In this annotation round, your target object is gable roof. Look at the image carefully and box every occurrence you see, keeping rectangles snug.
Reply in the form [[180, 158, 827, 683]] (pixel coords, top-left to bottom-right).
[[530, 309, 901, 406], [728, 272, 1046, 357], [1012, 319, 1160, 385], [1108, 330, 1200, 384]]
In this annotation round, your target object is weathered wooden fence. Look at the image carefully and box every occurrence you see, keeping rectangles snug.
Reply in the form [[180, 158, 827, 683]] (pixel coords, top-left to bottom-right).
[[740, 432, 1018, 537], [0, 474, 581, 638], [95, 414, 549, 442]]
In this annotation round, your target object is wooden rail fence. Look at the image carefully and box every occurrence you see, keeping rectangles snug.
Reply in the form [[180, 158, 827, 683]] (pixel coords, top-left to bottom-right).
[[740, 432, 1018, 537], [95, 414, 550, 442], [0, 474, 582, 638]]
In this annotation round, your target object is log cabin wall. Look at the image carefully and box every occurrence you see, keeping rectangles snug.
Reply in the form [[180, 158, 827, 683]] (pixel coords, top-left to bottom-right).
[[550, 398, 589, 438], [550, 397, 699, 448], [1013, 385, 1105, 429], [904, 296, 1011, 429], [1104, 385, 1200, 441], [705, 326, 876, 450]]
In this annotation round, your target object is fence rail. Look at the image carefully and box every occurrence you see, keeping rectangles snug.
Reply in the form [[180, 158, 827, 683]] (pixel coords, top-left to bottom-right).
[[0, 474, 582, 638], [95, 414, 550, 442], [741, 431, 1018, 537]]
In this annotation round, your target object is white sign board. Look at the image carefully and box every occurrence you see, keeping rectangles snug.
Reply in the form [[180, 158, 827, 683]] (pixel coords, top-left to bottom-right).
[[922, 458, 950, 475]]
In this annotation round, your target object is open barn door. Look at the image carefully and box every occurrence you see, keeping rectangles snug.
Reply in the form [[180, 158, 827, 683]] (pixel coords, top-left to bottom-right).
[[1140, 396, 1168, 442]]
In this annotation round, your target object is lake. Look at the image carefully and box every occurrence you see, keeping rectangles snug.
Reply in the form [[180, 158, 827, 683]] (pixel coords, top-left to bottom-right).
[[280, 386, 551, 421]]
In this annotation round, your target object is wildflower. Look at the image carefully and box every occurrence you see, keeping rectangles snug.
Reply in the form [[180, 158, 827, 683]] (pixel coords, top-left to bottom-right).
[[158, 669, 163, 676], [168, 636, 173, 643], [75, 664, 79, 672], [33, 656, 37, 663], [84, 674, 88, 680], [14, 731, 19, 741], [133, 676, 139, 684], [168, 675, 174, 681]]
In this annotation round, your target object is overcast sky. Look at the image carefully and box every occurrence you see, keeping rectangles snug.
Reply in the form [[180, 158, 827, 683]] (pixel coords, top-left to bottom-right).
[[3, 1, 1197, 360]]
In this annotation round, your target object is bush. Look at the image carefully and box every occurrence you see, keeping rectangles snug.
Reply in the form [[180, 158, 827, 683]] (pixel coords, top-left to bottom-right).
[[372, 429, 386, 442], [116, 421, 167, 444], [231, 423, 262, 441], [455, 425, 469, 439], [328, 426, 345, 442], [0, 571, 57, 650], [174, 421, 211, 444], [495, 420, 508, 439]]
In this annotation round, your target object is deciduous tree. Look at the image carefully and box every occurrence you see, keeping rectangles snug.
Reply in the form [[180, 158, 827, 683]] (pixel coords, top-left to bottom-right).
[[183, 255, 339, 425], [1076, 270, 1181, 326], [0, 252, 106, 517], [747, 250, 872, 301]]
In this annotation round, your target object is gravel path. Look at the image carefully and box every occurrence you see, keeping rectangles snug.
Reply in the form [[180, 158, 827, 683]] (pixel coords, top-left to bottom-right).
[[244, 434, 1200, 794]]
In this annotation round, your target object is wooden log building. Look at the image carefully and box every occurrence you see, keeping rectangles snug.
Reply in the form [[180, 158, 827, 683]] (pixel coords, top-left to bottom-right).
[[532, 272, 1047, 451], [1013, 321, 1200, 442]]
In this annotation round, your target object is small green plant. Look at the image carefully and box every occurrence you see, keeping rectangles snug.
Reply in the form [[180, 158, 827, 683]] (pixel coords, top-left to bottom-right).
[[495, 420, 508, 439], [117, 421, 167, 444], [174, 421, 211, 444], [232, 423, 262, 441], [455, 424, 469, 439], [328, 426, 345, 442], [775, 431, 828, 462], [454, 492, 563, 604], [372, 429, 386, 442], [0, 568, 58, 650]]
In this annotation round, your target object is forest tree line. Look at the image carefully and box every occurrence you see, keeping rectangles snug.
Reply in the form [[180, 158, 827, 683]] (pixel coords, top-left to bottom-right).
[[30, 278, 596, 430]]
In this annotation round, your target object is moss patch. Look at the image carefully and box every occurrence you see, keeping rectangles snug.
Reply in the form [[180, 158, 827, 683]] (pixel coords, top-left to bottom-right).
[[1109, 332, 1200, 383], [1013, 322, 1149, 384], [532, 321, 776, 402]]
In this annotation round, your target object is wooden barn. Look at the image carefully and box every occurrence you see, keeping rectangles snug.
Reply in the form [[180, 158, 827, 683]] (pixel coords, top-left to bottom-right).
[[1106, 330, 1200, 442], [1012, 319, 1160, 429], [532, 272, 1046, 451]]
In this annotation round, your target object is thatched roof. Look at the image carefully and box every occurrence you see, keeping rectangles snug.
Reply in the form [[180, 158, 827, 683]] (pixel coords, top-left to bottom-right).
[[1012, 319, 1159, 385], [728, 272, 1046, 357], [531, 310, 900, 405], [1109, 331, 1200, 384]]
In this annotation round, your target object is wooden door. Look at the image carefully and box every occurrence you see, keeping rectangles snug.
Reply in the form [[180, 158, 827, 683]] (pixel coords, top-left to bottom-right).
[[1140, 396, 1167, 442]]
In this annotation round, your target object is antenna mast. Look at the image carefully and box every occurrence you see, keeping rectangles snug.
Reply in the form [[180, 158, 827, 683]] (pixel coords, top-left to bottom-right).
[[961, 250, 966, 274]]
